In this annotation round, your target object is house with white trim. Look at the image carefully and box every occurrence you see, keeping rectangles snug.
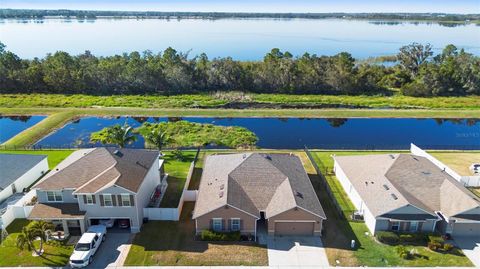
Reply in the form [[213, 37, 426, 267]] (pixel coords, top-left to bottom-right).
[[333, 151, 480, 237], [193, 153, 326, 238], [29, 148, 165, 235]]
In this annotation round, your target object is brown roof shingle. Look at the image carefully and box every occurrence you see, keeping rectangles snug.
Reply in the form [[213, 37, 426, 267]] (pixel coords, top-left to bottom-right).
[[193, 153, 326, 220], [28, 203, 86, 219], [34, 148, 158, 193]]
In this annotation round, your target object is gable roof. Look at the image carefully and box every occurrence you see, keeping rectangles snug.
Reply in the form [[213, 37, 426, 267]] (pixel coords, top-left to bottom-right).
[[193, 153, 325, 220], [334, 154, 480, 219], [0, 154, 47, 190], [34, 148, 158, 193]]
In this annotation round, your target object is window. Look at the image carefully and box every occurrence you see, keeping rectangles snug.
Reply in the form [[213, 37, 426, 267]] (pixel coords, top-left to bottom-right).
[[231, 218, 240, 231], [85, 195, 94, 204], [410, 221, 419, 232], [121, 194, 131, 207], [391, 221, 400, 231], [46, 191, 63, 202], [212, 218, 222, 231], [103, 194, 113, 207]]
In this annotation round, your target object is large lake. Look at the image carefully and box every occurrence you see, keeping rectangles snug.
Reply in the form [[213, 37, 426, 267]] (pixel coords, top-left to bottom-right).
[[35, 117, 480, 150], [1, 18, 479, 59]]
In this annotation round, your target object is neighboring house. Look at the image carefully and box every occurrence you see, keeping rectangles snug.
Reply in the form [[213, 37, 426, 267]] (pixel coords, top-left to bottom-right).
[[333, 153, 480, 237], [0, 153, 48, 204], [29, 148, 165, 234], [193, 153, 326, 238]]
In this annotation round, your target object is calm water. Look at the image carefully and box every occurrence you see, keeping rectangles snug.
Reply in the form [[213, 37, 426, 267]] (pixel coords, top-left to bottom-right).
[[1, 19, 479, 59], [35, 117, 480, 150], [0, 116, 46, 143]]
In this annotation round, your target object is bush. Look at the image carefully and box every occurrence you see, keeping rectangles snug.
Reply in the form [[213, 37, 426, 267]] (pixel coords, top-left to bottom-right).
[[427, 234, 444, 245], [443, 243, 454, 252], [396, 246, 412, 260], [200, 230, 241, 241], [376, 231, 400, 245], [428, 241, 442, 251]]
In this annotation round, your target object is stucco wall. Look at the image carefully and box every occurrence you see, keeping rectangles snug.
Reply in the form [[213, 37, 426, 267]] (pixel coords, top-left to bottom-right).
[[195, 205, 257, 235], [78, 185, 138, 231], [37, 189, 77, 203], [268, 207, 323, 236], [333, 159, 366, 212], [1, 158, 49, 203]]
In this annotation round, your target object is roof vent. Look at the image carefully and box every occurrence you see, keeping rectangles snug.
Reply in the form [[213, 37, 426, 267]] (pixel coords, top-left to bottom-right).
[[265, 155, 272, 160], [136, 161, 148, 169], [243, 154, 246, 159], [391, 193, 398, 200], [219, 191, 224, 198], [383, 184, 390, 190], [295, 191, 304, 199], [413, 157, 419, 161], [365, 181, 369, 186], [422, 171, 431, 175], [370, 181, 374, 184], [220, 184, 225, 190], [113, 150, 123, 157], [389, 154, 395, 159]]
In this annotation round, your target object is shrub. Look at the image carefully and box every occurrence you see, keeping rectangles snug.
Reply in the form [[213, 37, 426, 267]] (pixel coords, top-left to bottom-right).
[[376, 231, 400, 245], [396, 246, 412, 260], [200, 230, 241, 241], [443, 243, 454, 252], [428, 241, 442, 251], [427, 234, 444, 245]]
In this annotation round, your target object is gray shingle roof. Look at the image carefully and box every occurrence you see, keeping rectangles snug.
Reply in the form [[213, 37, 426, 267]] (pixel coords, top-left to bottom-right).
[[334, 154, 480, 219], [0, 154, 47, 190], [34, 148, 158, 193], [193, 153, 326, 220]]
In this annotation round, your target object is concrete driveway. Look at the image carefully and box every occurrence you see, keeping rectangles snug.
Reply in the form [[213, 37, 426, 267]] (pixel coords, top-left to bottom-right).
[[267, 236, 329, 267], [87, 232, 131, 268], [454, 236, 480, 267]]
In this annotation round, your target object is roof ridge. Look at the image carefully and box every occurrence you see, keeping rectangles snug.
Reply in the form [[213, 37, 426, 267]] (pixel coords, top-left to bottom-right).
[[73, 164, 119, 194]]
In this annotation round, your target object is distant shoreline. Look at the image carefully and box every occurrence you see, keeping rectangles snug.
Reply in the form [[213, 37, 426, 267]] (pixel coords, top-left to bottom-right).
[[1, 9, 479, 24]]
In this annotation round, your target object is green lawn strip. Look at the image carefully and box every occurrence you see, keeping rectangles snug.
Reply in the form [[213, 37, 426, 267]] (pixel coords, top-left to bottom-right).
[[159, 151, 197, 208], [468, 187, 480, 198], [0, 219, 73, 267], [125, 202, 268, 266], [0, 150, 73, 169], [1, 111, 77, 148], [1, 107, 480, 119], [1, 93, 479, 110], [310, 150, 474, 267]]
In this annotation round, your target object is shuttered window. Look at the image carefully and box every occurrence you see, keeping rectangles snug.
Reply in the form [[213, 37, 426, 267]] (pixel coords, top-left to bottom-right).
[[212, 218, 222, 231], [230, 218, 240, 231], [103, 194, 113, 207], [120, 194, 131, 207], [85, 194, 94, 204]]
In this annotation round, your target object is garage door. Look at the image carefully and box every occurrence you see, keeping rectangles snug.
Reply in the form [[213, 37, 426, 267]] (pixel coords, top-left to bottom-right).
[[274, 222, 314, 236], [452, 223, 480, 237]]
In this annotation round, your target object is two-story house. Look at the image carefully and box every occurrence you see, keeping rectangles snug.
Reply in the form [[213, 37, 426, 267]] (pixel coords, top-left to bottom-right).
[[28, 148, 165, 234]]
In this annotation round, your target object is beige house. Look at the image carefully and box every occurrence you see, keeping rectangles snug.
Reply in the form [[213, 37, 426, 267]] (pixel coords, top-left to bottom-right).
[[193, 153, 326, 238], [334, 153, 480, 237]]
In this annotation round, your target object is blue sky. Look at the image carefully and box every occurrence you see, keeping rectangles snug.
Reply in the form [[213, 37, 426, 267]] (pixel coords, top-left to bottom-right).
[[2, 0, 479, 13]]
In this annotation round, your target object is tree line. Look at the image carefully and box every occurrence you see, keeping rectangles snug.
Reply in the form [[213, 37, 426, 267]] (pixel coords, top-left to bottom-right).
[[0, 42, 478, 97], [2, 9, 479, 21]]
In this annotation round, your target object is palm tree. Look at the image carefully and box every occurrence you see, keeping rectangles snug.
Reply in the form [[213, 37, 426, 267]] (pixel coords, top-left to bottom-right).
[[90, 123, 137, 148], [16, 221, 53, 256], [142, 128, 171, 152]]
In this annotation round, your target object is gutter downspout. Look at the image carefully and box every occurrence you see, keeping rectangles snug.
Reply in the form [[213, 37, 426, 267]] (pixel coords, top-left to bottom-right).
[[254, 218, 257, 242]]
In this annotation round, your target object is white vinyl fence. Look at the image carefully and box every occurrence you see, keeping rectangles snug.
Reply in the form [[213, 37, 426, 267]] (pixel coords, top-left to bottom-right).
[[0, 190, 36, 229], [410, 143, 480, 187], [144, 150, 200, 221]]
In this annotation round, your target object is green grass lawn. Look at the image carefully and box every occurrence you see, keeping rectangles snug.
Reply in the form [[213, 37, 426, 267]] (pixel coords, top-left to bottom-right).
[[310, 150, 474, 267], [1, 93, 479, 110], [125, 202, 268, 266], [159, 150, 197, 208], [0, 219, 74, 267], [469, 188, 480, 198], [0, 149, 73, 169]]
